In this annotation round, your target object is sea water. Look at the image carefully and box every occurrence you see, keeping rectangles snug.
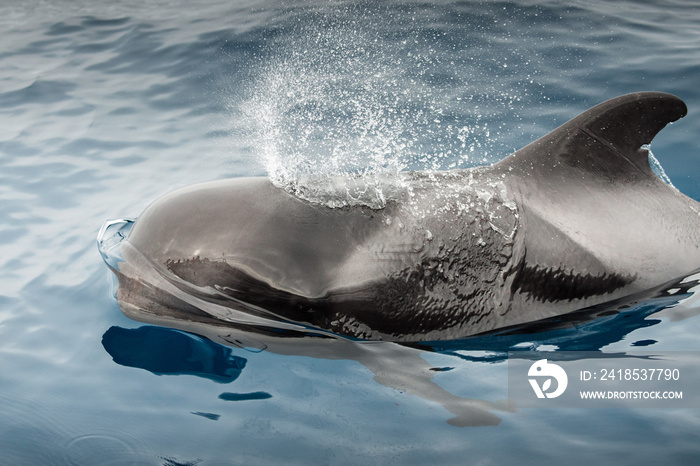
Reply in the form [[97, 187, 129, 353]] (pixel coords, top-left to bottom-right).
[[2, 0, 700, 464]]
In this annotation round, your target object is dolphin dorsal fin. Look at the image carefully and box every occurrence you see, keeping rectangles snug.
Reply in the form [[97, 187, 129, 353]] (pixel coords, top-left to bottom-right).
[[499, 92, 687, 180]]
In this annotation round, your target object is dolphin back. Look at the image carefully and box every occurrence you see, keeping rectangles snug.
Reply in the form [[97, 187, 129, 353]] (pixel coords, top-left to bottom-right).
[[494, 92, 700, 318], [497, 92, 687, 181]]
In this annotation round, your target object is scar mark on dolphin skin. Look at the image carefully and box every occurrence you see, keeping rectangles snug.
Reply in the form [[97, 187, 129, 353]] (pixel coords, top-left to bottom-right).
[[510, 260, 635, 303]]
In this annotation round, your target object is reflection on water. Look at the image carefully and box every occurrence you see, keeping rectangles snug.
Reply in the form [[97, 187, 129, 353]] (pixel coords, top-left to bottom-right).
[[219, 392, 272, 402], [102, 325, 247, 383], [95, 266, 700, 428], [191, 412, 220, 421]]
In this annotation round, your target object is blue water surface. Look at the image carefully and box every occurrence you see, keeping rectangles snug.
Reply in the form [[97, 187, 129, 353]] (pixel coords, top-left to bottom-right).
[[2, 1, 700, 464]]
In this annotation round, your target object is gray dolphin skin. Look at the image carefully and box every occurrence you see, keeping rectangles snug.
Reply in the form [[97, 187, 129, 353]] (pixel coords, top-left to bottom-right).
[[101, 92, 700, 343]]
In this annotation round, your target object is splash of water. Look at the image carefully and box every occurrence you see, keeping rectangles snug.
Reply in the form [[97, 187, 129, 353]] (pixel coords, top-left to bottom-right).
[[240, 4, 535, 209], [242, 11, 411, 208], [644, 144, 675, 188]]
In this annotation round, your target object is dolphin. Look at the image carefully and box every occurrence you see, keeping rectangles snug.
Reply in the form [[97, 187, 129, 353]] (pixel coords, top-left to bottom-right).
[[99, 91, 700, 343]]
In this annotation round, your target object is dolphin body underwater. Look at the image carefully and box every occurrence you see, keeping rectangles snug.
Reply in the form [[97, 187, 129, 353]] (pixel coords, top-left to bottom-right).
[[99, 92, 700, 343]]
